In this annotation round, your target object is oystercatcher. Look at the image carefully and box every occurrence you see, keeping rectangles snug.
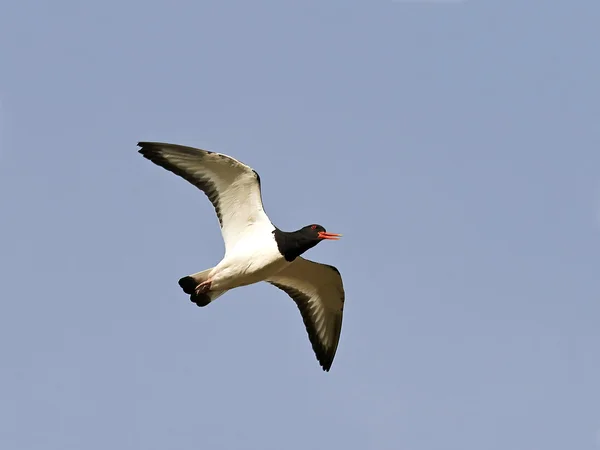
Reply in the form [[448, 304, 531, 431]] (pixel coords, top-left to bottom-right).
[[138, 142, 345, 371]]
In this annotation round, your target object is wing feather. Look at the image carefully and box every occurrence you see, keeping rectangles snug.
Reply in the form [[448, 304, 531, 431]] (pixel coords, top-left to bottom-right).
[[267, 257, 345, 371], [138, 142, 272, 251]]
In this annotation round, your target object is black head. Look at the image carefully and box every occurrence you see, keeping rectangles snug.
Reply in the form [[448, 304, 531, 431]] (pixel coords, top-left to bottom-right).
[[273, 224, 342, 262]]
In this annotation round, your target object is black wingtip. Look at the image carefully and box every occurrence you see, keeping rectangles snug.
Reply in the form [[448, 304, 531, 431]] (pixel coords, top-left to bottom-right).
[[137, 142, 174, 166], [137, 141, 215, 156], [321, 357, 334, 372], [137, 142, 161, 156], [137, 142, 152, 157]]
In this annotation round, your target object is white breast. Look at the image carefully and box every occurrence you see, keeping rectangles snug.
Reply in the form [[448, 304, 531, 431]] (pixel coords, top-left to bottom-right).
[[209, 223, 288, 291]]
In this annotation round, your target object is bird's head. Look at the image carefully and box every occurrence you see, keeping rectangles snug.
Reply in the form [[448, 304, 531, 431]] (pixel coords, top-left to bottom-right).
[[301, 224, 342, 243], [274, 224, 342, 262]]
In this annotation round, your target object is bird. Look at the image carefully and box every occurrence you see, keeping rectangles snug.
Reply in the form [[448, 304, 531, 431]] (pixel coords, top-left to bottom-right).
[[138, 142, 345, 371]]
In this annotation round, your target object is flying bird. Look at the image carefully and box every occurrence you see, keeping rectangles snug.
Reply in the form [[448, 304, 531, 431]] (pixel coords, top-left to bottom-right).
[[138, 142, 345, 371]]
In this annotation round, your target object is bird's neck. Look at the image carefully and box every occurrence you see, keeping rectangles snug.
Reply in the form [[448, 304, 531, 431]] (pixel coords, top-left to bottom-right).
[[273, 229, 318, 262]]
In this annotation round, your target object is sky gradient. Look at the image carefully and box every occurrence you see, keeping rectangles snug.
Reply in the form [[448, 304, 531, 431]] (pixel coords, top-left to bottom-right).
[[1, 1, 600, 449]]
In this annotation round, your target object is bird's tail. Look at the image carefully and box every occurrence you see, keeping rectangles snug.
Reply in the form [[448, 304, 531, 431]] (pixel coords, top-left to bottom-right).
[[178, 268, 228, 307]]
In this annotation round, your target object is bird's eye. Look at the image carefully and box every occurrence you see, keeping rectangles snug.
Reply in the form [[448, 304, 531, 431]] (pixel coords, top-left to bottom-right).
[[311, 225, 317, 230]]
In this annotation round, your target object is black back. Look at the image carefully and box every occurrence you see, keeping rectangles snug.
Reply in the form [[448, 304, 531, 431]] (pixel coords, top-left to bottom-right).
[[273, 224, 327, 262]]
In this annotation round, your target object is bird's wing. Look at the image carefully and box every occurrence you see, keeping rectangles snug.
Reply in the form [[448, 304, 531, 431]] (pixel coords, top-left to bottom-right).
[[266, 257, 345, 371], [138, 142, 272, 251]]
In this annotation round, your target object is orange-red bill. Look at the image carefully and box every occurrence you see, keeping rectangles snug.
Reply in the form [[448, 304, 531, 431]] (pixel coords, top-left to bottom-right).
[[318, 231, 342, 240]]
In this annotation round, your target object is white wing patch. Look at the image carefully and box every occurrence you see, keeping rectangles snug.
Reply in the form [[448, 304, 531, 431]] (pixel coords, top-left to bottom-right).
[[267, 257, 345, 371], [138, 142, 273, 252]]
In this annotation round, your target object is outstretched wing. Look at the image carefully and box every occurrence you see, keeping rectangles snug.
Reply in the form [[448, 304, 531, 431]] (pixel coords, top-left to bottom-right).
[[138, 142, 272, 252], [267, 257, 345, 371]]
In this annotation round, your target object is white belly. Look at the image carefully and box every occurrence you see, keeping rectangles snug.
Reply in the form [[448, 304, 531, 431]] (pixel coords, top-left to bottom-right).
[[209, 236, 289, 291]]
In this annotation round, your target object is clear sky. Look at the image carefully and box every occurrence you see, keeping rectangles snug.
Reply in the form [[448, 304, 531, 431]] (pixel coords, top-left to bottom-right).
[[1, 1, 600, 449]]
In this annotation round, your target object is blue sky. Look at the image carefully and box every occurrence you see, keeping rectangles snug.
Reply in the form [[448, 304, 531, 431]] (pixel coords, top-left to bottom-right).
[[1, 1, 600, 449]]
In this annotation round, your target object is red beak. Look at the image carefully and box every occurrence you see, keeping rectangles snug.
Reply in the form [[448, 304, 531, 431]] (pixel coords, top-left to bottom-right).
[[318, 231, 342, 241]]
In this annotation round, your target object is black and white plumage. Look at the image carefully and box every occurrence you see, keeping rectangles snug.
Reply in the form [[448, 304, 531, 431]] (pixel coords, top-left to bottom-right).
[[138, 142, 345, 371]]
